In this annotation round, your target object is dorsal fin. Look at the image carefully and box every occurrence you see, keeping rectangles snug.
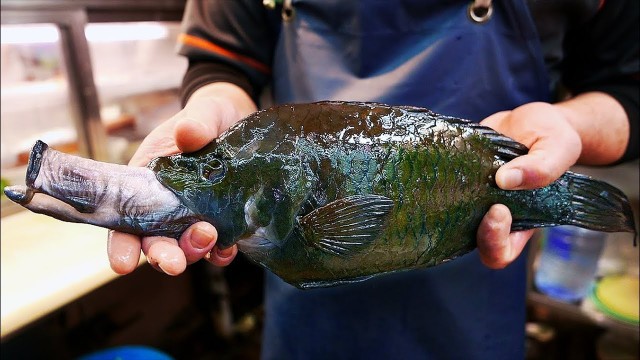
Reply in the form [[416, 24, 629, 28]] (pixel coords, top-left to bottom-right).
[[463, 122, 529, 161], [400, 106, 529, 161]]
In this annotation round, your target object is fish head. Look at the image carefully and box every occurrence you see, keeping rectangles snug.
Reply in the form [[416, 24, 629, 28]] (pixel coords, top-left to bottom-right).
[[148, 143, 261, 248], [3, 140, 279, 249], [149, 136, 312, 251]]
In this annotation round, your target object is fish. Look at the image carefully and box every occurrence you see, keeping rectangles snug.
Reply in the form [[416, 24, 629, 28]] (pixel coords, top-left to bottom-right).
[[4, 101, 637, 289]]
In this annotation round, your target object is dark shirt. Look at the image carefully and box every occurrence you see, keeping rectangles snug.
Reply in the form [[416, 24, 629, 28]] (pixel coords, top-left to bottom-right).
[[178, 0, 638, 157]]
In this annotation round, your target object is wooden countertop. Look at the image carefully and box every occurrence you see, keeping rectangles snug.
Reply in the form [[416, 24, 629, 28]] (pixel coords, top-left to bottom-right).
[[1, 210, 145, 338]]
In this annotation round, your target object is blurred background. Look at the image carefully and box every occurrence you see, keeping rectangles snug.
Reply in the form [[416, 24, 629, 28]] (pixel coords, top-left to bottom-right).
[[0, 1, 638, 359]]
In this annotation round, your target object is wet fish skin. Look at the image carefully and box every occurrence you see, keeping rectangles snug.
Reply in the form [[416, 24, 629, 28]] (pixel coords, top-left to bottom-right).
[[149, 101, 636, 288], [4, 101, 637, 289]]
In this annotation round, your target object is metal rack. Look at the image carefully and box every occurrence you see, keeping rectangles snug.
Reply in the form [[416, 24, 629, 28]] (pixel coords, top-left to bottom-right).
[[0, 0, 185, 162]]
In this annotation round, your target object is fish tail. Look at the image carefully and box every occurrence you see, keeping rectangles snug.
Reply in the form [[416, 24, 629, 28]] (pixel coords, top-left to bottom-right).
[[507, 171, 637, 242], [563, 172, 636, 236]]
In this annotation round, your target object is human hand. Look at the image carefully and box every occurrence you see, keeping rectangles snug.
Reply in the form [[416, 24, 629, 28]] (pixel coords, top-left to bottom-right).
[[107, 84, 256, 275], [475, 102, 583, 269]]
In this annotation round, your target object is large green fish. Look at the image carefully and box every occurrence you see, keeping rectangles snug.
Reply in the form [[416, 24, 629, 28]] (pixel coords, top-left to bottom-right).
[[4, 102, 636, 288]]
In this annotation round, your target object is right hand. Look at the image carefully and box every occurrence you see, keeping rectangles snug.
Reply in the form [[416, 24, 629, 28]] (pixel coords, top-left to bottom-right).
[[107, 83, 257, 276]]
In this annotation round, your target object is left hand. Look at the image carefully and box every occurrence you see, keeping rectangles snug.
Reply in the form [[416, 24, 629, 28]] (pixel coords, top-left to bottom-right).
[[475, 102, 583, 269], [107, 83, 255, 275]]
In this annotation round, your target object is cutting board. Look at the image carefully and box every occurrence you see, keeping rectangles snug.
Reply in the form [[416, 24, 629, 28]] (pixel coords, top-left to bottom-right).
[[1, 210, 145, 338]]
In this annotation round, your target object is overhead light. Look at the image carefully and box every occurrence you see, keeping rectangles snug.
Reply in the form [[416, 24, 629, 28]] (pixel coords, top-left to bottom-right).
[[1, 24, 59, 45], [84, 22, 169, 43]]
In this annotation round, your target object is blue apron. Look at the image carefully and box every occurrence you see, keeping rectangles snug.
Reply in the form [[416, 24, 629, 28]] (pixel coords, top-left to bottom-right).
[[264, 1, 550, 359]]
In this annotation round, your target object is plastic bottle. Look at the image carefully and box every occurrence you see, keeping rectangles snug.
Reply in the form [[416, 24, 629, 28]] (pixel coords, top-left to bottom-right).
[[534, 225, 607, 302]]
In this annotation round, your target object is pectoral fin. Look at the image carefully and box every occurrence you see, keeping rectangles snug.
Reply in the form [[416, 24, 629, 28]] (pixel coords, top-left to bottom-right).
[[298, 195, 394, 257]]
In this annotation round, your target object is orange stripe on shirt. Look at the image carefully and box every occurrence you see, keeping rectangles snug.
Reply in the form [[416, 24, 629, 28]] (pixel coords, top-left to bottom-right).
[[179, 33, 271, 74]]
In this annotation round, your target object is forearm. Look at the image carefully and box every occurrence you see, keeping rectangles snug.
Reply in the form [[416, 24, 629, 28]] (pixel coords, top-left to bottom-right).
[[555, 92, 630, 165]]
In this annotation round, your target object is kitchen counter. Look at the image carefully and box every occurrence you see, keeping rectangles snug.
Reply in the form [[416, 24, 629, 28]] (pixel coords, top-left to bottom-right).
[[0, 210, 145, 338]]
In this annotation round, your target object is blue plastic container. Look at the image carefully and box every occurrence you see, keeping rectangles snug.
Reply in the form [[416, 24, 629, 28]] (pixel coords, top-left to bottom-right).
[[77, 345, 174, 360], [534, 226, 606, 302]]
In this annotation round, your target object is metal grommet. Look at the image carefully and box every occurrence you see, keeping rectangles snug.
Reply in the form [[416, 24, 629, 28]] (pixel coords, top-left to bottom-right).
[[282, 7, 294, 21], [468, 2, 493, 24], [282, 0, 294, 21]]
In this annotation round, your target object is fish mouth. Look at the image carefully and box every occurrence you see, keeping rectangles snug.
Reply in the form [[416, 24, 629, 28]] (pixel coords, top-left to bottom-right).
[[4, 140, 47, 205], [26, 139, 47, 190], [4, 141, 196, 238]]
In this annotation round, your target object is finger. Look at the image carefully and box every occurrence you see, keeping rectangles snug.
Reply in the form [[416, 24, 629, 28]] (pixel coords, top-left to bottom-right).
[[477, 204, 511, 268], [174, 97, 225, 152], [107, 231, 142, 274], [128, 104, 208, 166], [483, 103, 582, 191], [496, 133, 581, 190], [141, 236, 187, 275], [477, 204, 534, 269], [174, 117, 218, 153], [179, 222, 218, 264], [480, 110, 510, 128], [128, 120, 181, 166], [205, 245, 238, 267]]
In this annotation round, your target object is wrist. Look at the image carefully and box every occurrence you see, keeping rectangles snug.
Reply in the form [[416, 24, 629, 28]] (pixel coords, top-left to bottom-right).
[[553, 92, 629, 165]]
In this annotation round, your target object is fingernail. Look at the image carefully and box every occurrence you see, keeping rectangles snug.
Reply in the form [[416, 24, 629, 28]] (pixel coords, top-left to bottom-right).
[[217, 246, 235, 259], [500, 168, 523, 189], [191, 228, 212, 249]]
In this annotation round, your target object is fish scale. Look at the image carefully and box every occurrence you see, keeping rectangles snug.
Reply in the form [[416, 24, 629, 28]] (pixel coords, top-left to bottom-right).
[[262, 114, 491, 281], [4, 101, 637, 289]]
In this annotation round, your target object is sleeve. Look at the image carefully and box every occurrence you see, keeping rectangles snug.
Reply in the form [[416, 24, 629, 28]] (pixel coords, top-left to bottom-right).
[[561, 0, 639, 162], [177, 0, 281, 105]]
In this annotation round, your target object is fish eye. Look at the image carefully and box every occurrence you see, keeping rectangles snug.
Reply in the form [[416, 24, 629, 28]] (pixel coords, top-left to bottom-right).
[[200, 160, 226, 183]]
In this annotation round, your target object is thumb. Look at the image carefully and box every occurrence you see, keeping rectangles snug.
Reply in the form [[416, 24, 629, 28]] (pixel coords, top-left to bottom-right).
[[482, 103, 583, 190], [174, 97, 222, 153], [496, 134, 581, 190], [174, 117, 218, 153]]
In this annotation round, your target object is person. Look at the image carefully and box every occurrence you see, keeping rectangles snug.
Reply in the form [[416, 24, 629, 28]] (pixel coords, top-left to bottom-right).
[[107, 0, 639, 358]]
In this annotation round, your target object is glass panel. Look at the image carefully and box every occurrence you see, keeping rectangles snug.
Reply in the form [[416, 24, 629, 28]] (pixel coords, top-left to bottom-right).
[[86, 22, 187, 164], [1, 23, 79, 213]]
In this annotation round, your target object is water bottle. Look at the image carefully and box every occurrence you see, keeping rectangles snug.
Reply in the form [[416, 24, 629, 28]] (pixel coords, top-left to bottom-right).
[[534, 226, 606, 302]]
